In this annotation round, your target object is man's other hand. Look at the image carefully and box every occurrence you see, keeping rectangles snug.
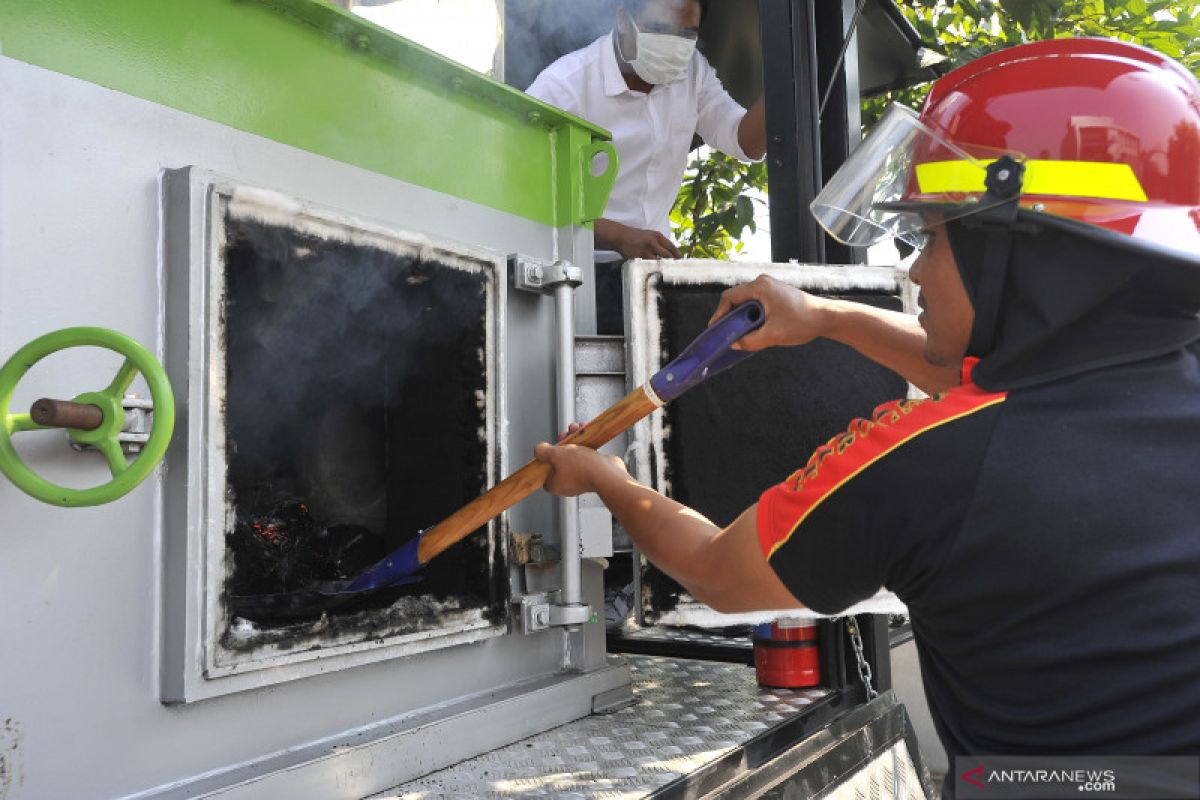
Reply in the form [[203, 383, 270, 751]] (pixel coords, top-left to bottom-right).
[[709, 274, 832, 351], [534, 441, 627, 497], [595, 218, 683, 260]]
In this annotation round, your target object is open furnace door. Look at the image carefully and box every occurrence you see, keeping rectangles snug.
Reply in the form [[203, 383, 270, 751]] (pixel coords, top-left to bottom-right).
[[619, 260, 915, 633]]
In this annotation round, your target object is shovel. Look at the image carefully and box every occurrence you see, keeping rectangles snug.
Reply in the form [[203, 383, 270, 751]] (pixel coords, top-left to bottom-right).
[[227, 300, 765, 620]]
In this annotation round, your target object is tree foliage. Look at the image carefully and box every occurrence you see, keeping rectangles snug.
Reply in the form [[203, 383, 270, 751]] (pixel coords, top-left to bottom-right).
[[670, 150, 768, 259], [673, 0, 1200, 259], [906, 0, 1200, 74]]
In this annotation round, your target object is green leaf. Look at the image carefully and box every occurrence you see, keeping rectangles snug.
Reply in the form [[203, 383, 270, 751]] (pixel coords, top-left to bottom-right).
[[735, 195, 755, 229]]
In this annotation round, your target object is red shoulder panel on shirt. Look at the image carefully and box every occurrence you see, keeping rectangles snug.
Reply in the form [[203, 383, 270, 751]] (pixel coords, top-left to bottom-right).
[[757, 372, 1006, 561]]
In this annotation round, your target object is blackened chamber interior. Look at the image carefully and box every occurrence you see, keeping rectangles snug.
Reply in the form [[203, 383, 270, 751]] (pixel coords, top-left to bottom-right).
[[647, 285, 908, 615], [221, 213, 497, 624]]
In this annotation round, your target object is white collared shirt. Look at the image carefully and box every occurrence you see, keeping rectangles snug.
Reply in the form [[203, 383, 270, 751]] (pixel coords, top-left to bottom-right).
[[527, 34, 753, 258]]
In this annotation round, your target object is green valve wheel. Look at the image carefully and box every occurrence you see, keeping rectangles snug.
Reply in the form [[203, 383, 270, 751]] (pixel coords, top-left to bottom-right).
[[0, 327, 175, 507]]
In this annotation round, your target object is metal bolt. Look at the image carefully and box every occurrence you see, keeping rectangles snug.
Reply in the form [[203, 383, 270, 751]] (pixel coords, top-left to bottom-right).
[[527, 111, 542, 124], [450, 76, 465, 91], [1032, 202, 1046, 212], [353, 33, 370, 51], [997, 168, 1011, 181]]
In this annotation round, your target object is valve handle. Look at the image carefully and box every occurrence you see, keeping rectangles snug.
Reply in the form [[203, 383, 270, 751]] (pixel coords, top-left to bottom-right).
[[30, 398, 104, 430], [0, 327, 176, 507]]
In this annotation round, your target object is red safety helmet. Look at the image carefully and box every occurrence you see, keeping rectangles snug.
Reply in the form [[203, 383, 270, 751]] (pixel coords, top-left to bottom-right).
[[813, 38, 1200, 257]]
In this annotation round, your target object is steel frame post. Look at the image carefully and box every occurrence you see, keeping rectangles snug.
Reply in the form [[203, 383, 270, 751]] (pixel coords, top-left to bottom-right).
[[814, 0, 863, 265], [758, 0, 824, 264]]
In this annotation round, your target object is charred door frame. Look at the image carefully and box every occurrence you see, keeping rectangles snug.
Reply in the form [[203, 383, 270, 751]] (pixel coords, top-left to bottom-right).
[[161, 167, 510, 703]]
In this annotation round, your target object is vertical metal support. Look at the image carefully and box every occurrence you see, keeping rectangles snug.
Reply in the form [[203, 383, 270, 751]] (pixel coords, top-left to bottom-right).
[[553, 281, 584, 628], [758, 0, 824, 264], [492, 0, 507, 82], [631, 551, 645, 627], [759, 0, 867, 265], [819, 618, 851, 691], [509, 254, 593, 635], [863, 614, 893, 693], [814, 0, 864, 265]]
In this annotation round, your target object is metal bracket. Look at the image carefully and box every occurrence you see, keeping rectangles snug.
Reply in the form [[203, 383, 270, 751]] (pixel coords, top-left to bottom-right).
[[548, 603, 592, 627], [511, 592, 553, 635], [512, 589, 593, 633], [509, 254, 582, 294], [69, 394, 154, 455]]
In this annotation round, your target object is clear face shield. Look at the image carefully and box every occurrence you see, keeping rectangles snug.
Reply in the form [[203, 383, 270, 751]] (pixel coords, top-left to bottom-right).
[[811, 105, 1025, 250]]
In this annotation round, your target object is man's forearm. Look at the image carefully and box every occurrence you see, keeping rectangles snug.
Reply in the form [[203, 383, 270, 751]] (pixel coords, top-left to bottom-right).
[[593, 218, 621, 253], [821, 300, 960, 394], [590, 464, 722, 594], [587, 463, 803, 611], [738, 96, 767, 160]]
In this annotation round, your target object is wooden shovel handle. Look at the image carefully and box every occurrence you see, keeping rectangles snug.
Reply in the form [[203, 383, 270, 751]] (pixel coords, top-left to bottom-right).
[[418, 384, 660, 563]]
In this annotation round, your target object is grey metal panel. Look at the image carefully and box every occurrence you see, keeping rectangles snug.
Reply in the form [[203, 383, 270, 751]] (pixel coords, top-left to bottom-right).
[[574, 335, 628, 459], [137, 662, 633, 800], [574, 335, 626, 554], [575, 336, 625, 377], [0, 55, 613, 800]]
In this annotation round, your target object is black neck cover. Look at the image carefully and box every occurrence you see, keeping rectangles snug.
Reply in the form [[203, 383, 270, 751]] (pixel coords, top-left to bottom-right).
[[946, 210, 1200, 392]]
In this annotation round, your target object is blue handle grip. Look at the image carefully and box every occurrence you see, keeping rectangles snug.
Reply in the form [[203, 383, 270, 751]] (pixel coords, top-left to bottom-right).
[[649, 301, 765, 404]]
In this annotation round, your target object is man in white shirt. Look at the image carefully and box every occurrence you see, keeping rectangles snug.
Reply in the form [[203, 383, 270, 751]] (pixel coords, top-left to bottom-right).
[[526, 0, 766, 333]]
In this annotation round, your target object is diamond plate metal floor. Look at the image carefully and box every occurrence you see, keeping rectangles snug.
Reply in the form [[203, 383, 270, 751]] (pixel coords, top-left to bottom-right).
[[616, 626, 754, 651], [374, 654, 829, 799], [826, 741, 926, 800]]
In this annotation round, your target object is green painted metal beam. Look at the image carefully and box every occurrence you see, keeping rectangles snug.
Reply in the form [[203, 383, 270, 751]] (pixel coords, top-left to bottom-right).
[[0, 0, 616, 228]]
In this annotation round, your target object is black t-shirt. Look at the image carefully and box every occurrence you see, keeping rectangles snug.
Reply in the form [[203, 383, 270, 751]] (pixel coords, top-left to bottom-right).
[[758, 347, 1200, 761]]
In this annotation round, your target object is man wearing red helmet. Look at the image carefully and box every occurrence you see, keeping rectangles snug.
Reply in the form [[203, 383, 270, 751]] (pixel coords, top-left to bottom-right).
[[535, 38, 1200, 786]]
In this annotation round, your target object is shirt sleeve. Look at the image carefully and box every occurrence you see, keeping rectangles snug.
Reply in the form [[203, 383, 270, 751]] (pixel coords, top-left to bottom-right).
[[757, 386, 1006, 614], [694, 54, 753, 162]]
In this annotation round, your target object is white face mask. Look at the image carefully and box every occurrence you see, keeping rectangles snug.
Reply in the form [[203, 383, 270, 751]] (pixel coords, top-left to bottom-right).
[[616, 17, 696, 85]]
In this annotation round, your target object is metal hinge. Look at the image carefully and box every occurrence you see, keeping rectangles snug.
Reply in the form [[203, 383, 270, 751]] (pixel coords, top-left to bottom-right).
[[511, 592, 553, 635], [509, 254, 582, 294], [69, 394, 155, 456]]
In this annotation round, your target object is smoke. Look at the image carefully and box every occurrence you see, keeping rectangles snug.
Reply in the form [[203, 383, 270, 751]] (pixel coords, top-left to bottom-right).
[[219, 207, 492, 549], [502, 0, 620, 90]]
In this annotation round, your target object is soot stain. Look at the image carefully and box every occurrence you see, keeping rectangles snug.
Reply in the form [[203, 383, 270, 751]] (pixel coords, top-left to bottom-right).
[[0, 718, 20, 797], [644, 285, 909, 617], [219, 213, 502, 641]]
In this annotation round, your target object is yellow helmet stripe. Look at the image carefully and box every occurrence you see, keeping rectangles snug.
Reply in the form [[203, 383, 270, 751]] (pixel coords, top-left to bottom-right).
[[915, 159, 1148, 202]]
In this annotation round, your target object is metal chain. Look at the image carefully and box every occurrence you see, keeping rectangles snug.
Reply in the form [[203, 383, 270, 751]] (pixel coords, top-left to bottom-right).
[[845, 617, 879, 700]]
